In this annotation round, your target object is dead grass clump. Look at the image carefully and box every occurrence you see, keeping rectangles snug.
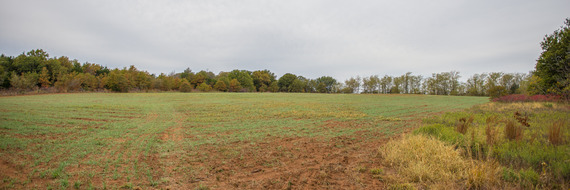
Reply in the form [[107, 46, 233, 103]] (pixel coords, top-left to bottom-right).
[[514, 111, 530, 127], [485, 116, 499, 146], [381, 135, 505, 188], [381, 135, 466, 183], [505, 120, 523, 141], [456, 116, 474, 134], [548, 121, 565, 145], [465, 160, 503, 189]]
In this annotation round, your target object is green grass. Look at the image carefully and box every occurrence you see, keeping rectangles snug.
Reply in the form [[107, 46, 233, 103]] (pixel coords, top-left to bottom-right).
[[0, 93, 487, 189]]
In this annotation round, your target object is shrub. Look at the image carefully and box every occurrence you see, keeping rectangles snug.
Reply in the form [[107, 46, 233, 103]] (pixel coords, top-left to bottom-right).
[[197, 83, 212, 92], [179, 79, 193, 92]]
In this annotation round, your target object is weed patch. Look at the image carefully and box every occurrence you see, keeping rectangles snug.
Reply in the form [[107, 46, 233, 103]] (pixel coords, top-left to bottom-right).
[[411, 102, 569, 189]]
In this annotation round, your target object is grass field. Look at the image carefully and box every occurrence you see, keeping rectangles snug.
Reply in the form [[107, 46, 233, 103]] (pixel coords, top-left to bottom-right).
[[0, 93, 488, 189]]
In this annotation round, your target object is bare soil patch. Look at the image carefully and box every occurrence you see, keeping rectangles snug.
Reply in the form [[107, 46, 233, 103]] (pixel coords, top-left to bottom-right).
[[159, 132, 391, 189]]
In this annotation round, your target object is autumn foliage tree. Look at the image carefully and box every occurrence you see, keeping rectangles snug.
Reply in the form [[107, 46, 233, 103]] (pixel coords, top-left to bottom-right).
[[0, 48, 542, 97]]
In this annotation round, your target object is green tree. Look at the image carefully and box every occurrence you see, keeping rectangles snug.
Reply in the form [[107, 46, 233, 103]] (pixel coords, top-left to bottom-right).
[[290, 78, 306, 92], [344, 77, 360, 93], [466, 73, 487, 96], [316, 82, 327, 93], [488, 85, 507, 99], [191, 72, 206, 87], [0, 55, 12, 88], [315, 76, 337, 93], [362, 75, 380, 93], [180, 68, 194, 81], [269, 81, 279, 92], [379, 75, 392, 94], [13, 50, 44, 74], [252, 70, 276, 92], [10, 72, 38, 91], [228, 70, 254, 92], [278, 73, 297, 92], [534, 18, 570, 96], [392, 76, 404, 94]]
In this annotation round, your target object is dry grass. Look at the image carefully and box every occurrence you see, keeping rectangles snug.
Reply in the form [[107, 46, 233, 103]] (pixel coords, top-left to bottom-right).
[[514, 111, 530, 127], [477, 102, 558, 112], [485, 116, 499, 146], [465, 160, 503, 189], [456, 116, 474, 135], [548, 120, 565, 145], [381, 135, 504, 189], [504, 120, 523, 141], [381, 135, 466, 183]]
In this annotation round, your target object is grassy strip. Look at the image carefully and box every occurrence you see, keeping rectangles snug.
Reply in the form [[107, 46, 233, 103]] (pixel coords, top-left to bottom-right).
[[384, 102, 569, 189]]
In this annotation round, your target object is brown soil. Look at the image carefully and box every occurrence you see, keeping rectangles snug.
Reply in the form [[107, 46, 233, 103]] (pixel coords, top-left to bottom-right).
[[155, 129, 391, 189]]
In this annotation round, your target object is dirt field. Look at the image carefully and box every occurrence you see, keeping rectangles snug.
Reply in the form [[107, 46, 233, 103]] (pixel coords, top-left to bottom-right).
[[0, 93, 488, 189]]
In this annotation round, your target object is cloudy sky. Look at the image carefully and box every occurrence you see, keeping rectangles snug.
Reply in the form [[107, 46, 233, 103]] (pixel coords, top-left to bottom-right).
[[1, 0, 569, 81]]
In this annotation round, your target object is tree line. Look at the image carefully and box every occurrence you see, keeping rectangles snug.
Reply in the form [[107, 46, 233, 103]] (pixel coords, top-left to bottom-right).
[[0, 49, 534, 97], [1, 18, 568, 97], [0, 50, 340, 94]]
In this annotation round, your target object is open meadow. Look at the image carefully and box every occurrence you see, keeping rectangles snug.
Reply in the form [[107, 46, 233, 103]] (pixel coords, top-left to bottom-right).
[[1, 93, 489, 189]]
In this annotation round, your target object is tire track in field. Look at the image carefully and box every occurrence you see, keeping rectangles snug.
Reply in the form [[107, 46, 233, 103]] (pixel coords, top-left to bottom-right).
[[158, 112, 188, 189]]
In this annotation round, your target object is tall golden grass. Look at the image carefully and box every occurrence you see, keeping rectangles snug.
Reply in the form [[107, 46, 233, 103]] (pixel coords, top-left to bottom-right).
[[381, 135, 502, 189], [548, 120, 565, 145]]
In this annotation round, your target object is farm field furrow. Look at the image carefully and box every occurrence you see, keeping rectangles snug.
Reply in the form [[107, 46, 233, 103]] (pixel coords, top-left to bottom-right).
[[0, 93, 488, 189]]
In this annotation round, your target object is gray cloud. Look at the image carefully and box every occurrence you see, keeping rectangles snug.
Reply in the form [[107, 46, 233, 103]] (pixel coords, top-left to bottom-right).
[[1, 0, 569, 81]]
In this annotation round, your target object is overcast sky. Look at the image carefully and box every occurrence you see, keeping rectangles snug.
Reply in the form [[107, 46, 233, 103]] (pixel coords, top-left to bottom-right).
[[1, 0, 569, 82]]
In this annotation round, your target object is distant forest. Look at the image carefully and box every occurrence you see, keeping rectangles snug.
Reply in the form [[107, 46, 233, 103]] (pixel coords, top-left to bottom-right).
[[0, 49, 533, 98], [2, 19, 568, 97]]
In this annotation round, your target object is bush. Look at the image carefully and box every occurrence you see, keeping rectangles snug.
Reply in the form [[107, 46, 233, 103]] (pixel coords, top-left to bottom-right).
[[179, 79, 193, 92], [197, 83, 212, 92]]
